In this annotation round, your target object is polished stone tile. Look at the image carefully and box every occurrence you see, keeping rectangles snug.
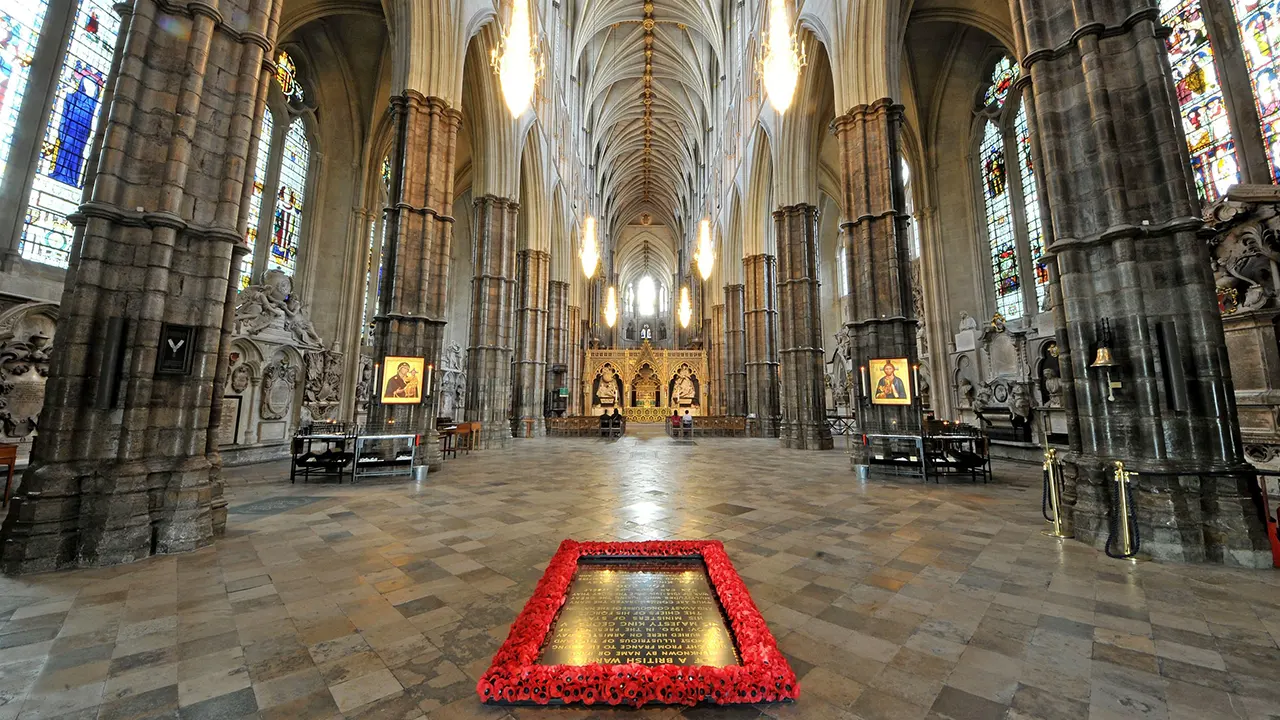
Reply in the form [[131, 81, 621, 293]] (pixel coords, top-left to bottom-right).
[[0, 430, 1278, 719]]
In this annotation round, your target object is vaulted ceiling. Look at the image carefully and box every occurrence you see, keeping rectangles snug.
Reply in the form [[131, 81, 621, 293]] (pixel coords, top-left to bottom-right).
[[574, 0, 721, 238]]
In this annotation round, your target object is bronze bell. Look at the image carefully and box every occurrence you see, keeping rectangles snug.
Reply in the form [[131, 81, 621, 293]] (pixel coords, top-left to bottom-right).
[[1091, 345, 1118, 368]]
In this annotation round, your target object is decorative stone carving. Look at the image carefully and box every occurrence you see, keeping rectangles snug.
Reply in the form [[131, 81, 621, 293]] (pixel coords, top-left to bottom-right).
[[234, 270, 323, 348], [672, 365, 697, 404], [226, 351, 252, 394], [834, 327, 854, 362], [911, 261, 928, 358], [260, 358, 298, 421], [303, 348, 343, 422], [1207, 186, 1280, 470], [0, 332, 51, 439], [1009, 383, 1031, 422], [356, 356, 374, 412], [1208, 186, 1280, 315], [0, 303, 57, 453], [439, 344, 466, 419]]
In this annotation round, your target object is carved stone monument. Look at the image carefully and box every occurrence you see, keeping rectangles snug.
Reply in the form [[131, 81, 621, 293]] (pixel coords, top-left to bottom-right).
[[0, 302, 57, 466], [221, 270, 328, 465], [1207, 185, 1280, 469]]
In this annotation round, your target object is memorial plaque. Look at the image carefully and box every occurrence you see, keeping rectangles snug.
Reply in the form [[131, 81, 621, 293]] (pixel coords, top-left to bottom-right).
[[537, 557, 740, 667]]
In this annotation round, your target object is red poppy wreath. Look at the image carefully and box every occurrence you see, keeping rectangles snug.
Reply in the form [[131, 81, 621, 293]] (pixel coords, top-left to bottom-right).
[[476, 539, 799, 707]]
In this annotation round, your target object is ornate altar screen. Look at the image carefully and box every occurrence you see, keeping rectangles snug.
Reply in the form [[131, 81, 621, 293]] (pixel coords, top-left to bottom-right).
[[584, 341, 707, 423]]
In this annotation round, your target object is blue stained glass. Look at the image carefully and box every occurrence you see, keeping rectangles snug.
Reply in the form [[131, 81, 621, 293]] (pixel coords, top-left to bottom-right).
[[20, 0, 119, 268], [0, 2, 48, 180], [240, 110, 273, 290], [267, 119, 308, 276]]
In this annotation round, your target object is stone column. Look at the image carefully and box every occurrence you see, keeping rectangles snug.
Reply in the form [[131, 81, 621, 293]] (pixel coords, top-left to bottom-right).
[[0, 0, 283, 573], [723, 284, 747, 415], [743, 255, 780, 436], [370, 92, 461, 470], [709, 304, 725, 414], [567, 304, 582, 415], [831, 100, 919, 435], [464, 196, 517, 448], [775, 204, 833, 449], [1013, 0, 1267, 565], [512, 249, 549, 436], [546, 280, 569, 409]]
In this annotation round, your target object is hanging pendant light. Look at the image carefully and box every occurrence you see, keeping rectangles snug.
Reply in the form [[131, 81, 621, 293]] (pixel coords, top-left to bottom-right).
[[695, 218, 714, 281], [760, 0, 804, 113], [492, 0, 538, 117], [581, 216, 599, 278], [678, 286, 693, 328], [604, 286, 618, 328]]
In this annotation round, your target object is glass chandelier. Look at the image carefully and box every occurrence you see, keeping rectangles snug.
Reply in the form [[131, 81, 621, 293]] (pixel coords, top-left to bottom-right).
[[604, 286, 618, 328], [580, 216, 599, 278], [678, 286, 693, 328], [760, 0, 804, 113], [695, 218, 714, 281], [492, 0, 538, 117]]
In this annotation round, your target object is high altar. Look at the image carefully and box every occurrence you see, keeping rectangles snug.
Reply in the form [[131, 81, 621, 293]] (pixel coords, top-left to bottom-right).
[[585, 341, 707, 423]]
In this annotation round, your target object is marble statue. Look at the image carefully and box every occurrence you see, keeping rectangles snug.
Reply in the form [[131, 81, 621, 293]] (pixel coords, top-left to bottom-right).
[[1043, 368, 1063, 408], [673, 367, 696, 404], [1010, 382, 1031, 421], [235, 270, 323, 347], [597, 367, 619, 404]]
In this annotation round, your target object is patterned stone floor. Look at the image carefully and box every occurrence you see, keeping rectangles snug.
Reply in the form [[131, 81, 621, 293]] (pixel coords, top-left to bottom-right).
[[2, 428, 1280, 720]]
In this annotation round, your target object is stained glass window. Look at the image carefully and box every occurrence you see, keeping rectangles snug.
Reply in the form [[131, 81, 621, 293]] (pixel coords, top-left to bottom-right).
[[275, 50, 304, 104], [981, 120, 1023, 320], [983, 56, 1018, 109], [0, 2, 48, 180], [1015, 104, 1048, 312], [1162, 0, 1240, 202], [268, 118, 308, 277], [361, 221, 377, 344], [20, 0, 119, 268], [240, 110, 273, 289], [1233, 0, 1280, 181]]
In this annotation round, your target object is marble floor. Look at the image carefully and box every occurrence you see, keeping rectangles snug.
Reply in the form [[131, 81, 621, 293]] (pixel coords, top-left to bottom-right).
[[2, 429, 1279, 720]]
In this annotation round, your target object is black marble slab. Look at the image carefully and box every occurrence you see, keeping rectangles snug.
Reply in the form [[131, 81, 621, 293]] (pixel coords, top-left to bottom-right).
[[537, 556, 740, 667]]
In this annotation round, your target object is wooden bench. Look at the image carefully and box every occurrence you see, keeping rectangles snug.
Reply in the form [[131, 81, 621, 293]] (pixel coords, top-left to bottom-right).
[[547, 416, 626, 437], [664, 416, 748, 438]]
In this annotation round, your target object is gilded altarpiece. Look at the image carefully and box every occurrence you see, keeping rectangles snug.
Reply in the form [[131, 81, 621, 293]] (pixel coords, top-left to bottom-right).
[[584, 341, 707, 423]]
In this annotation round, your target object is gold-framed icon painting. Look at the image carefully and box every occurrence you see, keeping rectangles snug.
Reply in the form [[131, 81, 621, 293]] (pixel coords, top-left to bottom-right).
[[870, 358, 912, 405], [381, 356, 425, 404]]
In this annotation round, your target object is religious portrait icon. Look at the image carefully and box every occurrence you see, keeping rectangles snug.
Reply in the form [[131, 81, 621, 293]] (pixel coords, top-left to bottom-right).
[[380, 356, 424, 404], [870, 357, 912, 405]]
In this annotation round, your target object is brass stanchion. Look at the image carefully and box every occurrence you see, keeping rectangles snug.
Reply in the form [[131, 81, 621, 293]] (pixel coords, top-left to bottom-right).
[[1042, 447, 1072, 538], [1106, 461, 1141, 560]]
